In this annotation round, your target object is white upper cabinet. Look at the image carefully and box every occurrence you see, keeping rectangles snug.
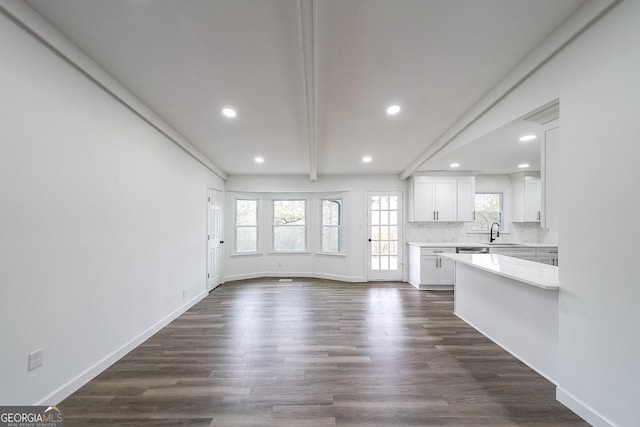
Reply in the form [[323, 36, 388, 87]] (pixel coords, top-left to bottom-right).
[[456, 177, 476, 222], [511, 172, 541, 222], [409, 176, 475, 222]]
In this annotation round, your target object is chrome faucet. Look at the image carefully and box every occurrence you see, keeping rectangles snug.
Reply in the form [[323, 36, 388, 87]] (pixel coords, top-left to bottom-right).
[[490, 222, 500, 243]]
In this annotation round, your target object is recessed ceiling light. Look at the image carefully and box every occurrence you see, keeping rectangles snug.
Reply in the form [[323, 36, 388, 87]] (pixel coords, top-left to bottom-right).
[[450, 163, 460, 168], [362, 156, 372, 163], [519, 134, 537, 142], [386, 105, 401, 115], [254, 157, 264, 164], [222, 108, 237, 118], [518, 163, 530, 168]]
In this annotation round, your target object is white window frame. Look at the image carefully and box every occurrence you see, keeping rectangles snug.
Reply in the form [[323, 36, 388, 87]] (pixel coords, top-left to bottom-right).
[[470, 192, 505, 233], [319, 198, 343, 255], [233, 198, 260, 255], [272, 199, 308, 253]]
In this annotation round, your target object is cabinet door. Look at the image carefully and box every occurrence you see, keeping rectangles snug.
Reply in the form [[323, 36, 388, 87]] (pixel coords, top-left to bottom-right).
[[524, 177, 541, 222], [435, 179, 457, 221], [413, 178, 436, 221], [438, 258, 456, 284], [420, 256, 439, 284], [457, 178, 475, 221]]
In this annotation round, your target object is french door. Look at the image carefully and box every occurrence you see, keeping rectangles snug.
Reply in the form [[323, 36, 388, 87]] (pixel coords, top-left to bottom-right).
[[207, 188, 223, 291], [367, 191, 403, 281]]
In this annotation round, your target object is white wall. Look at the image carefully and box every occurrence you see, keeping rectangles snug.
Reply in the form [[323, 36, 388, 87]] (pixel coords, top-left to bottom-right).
[[0, 11, 223, 405], [441, 1, 640, 425], [224, 175, 405, 282]]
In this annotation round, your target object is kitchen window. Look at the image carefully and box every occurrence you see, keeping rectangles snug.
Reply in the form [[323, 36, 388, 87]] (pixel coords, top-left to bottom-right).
[[472, 193, 503, 232], [273, 199, 306, 252], [321, 199, 342, 253], [235, 199, 259, 253]]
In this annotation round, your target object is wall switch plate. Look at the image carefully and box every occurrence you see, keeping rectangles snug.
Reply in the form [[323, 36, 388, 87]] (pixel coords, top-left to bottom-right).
[[182, 290, 187, 299], [28, 348, 44, 371]]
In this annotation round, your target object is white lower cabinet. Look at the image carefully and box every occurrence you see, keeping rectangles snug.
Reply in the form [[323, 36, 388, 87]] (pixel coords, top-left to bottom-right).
[[488, 247, 537, 262], [409, 246, 456, 289], [536, 248, 559, 266]]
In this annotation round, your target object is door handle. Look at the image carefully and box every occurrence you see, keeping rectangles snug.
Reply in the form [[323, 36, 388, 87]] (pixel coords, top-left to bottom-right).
[[220, 240, 224, 244], [436, 211, 439, 220], [433, 211, 436, 220], [368, 238, 372, 242]]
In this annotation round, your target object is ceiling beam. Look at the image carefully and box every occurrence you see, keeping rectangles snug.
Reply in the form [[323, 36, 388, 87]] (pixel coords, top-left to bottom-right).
[[297, 0, 318, 182]]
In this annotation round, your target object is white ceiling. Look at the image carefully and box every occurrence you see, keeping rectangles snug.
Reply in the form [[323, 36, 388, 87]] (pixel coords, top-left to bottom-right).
[[25, 0, 586, 179], [418, 118, 543, 175]]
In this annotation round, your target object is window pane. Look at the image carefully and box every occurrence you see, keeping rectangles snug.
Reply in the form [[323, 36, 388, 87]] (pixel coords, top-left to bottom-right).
[[380, 226, 389, 241], [381, 196, 389, 210], [390, 196, 398, 210], [380, 211, 389, 225], [274, 200, 305, 225], [371, 211, 380, 225], [389, 256, 398, 270], [371, 241, 380, 256], [322, 200, 340, 225], [322, 226, 340, 252], [390, 241, 398, 255], [371, 196, 380, 210], [273, 225, 305, 251], [473, 193, 503, 231], [236, 200, 257, 226], [371, 256, 380, 270], [236, 227, 257, 252], [371, 226, 380, 240], [380, 256, 389, 270], [389, 211, 398, 225]]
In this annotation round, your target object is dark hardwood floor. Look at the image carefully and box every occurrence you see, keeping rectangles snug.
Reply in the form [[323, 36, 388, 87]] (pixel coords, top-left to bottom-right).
[[61, 279, 587, 426]]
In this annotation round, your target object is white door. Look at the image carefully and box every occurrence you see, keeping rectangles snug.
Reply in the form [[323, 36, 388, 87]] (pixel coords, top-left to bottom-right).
[[207, 189, 223, 291], [367, 191, 403, 281]]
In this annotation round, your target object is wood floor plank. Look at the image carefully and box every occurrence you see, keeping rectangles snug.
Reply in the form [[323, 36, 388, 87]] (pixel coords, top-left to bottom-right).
[[60, 278, 587, 426]]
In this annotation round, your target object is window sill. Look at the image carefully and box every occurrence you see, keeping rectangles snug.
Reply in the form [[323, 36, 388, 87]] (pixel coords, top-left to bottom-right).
[[268, 251, 312, 255], [315, 252, 347, 258], [230, 252, 263, 257]]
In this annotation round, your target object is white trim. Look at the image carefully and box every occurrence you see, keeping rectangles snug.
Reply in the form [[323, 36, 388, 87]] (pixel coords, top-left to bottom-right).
[[315, 252, 347, 258], [556, 387, 616, 427], [224, 271, 365, 283], [34, 290, 209, 405], [229, 252, 263, 258]]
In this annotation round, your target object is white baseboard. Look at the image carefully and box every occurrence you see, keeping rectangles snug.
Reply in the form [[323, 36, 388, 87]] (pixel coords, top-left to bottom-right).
[[454, 311, 557, 385], [224, 271, 366, 283], [36, 290, 209, 405], [556, 386, 616, 427]]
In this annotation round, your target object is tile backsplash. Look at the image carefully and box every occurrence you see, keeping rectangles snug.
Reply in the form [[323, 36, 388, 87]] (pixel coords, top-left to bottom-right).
[[405, 221, 546, 244]]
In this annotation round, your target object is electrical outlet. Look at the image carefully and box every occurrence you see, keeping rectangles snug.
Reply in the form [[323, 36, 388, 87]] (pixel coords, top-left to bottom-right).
[[182, 290, 187, 300], [28, 348, 44, 371]]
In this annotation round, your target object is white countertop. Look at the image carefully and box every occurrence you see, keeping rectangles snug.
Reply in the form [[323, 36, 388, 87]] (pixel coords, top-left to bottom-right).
[[441, 253, 559, 290], [407, 241, 558, 249]]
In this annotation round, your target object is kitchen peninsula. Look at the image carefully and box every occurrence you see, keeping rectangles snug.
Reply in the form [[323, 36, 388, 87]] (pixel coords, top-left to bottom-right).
[[442, 253, 559, 383]]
